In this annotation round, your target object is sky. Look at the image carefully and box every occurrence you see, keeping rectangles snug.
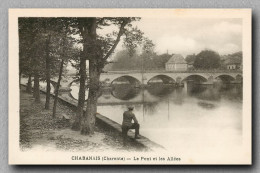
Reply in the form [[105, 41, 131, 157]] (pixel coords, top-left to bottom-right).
[[111, 18, 242, 57], [68, 17, 242, 70]]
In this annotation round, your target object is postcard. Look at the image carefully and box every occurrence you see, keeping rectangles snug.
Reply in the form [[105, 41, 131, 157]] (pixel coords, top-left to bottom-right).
[[9, 8, 251, 164]]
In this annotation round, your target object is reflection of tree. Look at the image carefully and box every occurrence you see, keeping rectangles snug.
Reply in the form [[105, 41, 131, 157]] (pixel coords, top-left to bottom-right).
[[147, 84, 174, 97], [187, 82, 207, 95], [111, 85, 140, 100], [187, 83, 220, 101], [187, 82, 242, 102], [197, 101, 216, 109], [172, 88, 185, 105], [219, 84, 243, 101], [143, 102, 158, 116], [100, 89, 112, 100]]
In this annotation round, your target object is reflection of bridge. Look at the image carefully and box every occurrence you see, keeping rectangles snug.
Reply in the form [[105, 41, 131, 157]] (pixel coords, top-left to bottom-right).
[[50, 70, 243, 90], [98, 89, 158, 105]]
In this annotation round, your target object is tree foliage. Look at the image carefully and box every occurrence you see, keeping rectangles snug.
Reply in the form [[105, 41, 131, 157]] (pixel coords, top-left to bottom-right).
[[66, 17, 145, 134], [193, 50, 221, 69], [109, 50, 171, 71], [19, 18, 79, 104], [19, 17, 165, 135], [185, 54, 196, 64]]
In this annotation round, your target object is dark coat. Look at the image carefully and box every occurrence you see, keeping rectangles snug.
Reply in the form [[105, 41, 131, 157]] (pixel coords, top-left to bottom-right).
[[122, 110, 138, 127]]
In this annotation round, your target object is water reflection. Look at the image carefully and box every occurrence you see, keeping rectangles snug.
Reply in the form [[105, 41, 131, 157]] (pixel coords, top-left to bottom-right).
[[143, 102, 159, 116], [111, 84, 140, 100], [185, 81, 242, 102], [70, 82, 243, 149], [219, 84, 243, 101], [147, 84, 175, 97], [70, 82, 88, 100], [69, 82, 242, 107]]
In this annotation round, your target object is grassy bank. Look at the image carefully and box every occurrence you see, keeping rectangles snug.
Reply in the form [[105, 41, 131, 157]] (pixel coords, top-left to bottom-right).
[[19, 86, 147, 152]]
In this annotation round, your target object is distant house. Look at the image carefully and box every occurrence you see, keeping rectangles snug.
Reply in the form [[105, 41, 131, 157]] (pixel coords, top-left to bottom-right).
[[225, 57, 242, 70], [187, 61, 194, 69], [165, 54, 188, 71]]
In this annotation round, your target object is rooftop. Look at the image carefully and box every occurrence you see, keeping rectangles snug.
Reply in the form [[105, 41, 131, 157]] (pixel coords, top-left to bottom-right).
[[166, 54, 187, 64], [225, 56, 242, 65]]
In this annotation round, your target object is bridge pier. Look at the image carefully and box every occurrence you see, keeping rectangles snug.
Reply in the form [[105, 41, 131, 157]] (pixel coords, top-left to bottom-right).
[[51, 71, 242, 90], [234, 75, 243, 84]]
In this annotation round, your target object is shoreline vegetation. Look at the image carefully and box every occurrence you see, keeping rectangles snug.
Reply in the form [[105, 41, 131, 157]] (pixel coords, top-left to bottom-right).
[[19, 85, 148, 152]]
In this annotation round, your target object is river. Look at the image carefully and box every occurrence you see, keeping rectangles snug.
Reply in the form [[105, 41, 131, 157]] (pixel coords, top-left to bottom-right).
[[70, 81, 243, 152]]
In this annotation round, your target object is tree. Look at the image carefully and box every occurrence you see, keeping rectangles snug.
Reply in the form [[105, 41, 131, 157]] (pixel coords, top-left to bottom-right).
[[193, 50, 221, 69], [19, 18, 72, 106], [109, 50, 139, 70], [39, 18, 69, 109], [185, 54, 196, 64], [142, 37, 155, 54], [139, 38, 156, 71], [71, 17, 143, 134], [19, 18, 47, 102], [52, 25, 77, 118], [19, 18, 37, 93], [153, 53, 172, 70], [109, 38, 156, 71]]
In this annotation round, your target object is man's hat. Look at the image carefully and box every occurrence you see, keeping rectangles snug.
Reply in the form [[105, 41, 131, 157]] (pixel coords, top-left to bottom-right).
[[128, 106, 134, 110]]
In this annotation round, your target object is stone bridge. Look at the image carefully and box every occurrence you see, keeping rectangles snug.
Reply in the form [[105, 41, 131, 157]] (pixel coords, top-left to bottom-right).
[[50, 70, 243, 89], [99, 70, 243, 86]]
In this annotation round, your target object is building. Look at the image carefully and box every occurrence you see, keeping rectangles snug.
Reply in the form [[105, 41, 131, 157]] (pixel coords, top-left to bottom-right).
[[225, 57, 242, 70], [165, 54, 188, 71], [187, 61, 194, 69]]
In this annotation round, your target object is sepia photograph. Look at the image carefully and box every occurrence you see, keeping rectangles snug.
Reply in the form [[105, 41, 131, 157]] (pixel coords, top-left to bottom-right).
[[9, 9, 251, 164]]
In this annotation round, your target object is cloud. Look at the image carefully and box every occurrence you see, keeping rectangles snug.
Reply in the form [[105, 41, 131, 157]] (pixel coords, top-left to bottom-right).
[[136, 18, 242, 56], [156, 35, 201, 55]]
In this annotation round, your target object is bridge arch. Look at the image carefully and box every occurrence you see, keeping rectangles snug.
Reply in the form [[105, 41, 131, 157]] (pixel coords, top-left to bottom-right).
[[69, 79, 89, 100], [181, 74, 208, 83], [215, 74, 235, 83], [38, 81, 55, 94], [147, 75, 175, 84], [111, 75, 141, 86], [67, 78, 80, 88]]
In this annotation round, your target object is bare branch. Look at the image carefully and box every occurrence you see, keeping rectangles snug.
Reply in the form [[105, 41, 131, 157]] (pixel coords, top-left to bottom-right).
[[103, 19, 129, 60]]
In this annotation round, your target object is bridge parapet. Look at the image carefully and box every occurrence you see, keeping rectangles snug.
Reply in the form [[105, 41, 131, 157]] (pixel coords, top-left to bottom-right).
[[100, 70, 243, 86], [105, 69, 242, 74], [50, 70, 243, 90]]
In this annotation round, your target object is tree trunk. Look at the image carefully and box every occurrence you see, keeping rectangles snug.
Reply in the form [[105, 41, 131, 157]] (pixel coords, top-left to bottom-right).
[[45, 35, 51, 109], [81, 59, 100, 135], [71, 56, 86, 131], [74, 18, 129, 135], [26, 74, 32, 93], [33, 70, 41, 103], [19, 71, 22, 87], [52, 59, 64, 118], [74, 18, 99, 135]]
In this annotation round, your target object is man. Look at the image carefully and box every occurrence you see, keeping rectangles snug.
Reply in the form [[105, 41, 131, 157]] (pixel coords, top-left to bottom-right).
[[122, 106, 141, 145]]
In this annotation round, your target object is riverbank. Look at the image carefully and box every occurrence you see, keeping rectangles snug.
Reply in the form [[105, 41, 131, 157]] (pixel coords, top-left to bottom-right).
[[19, 86, 149, 152]]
